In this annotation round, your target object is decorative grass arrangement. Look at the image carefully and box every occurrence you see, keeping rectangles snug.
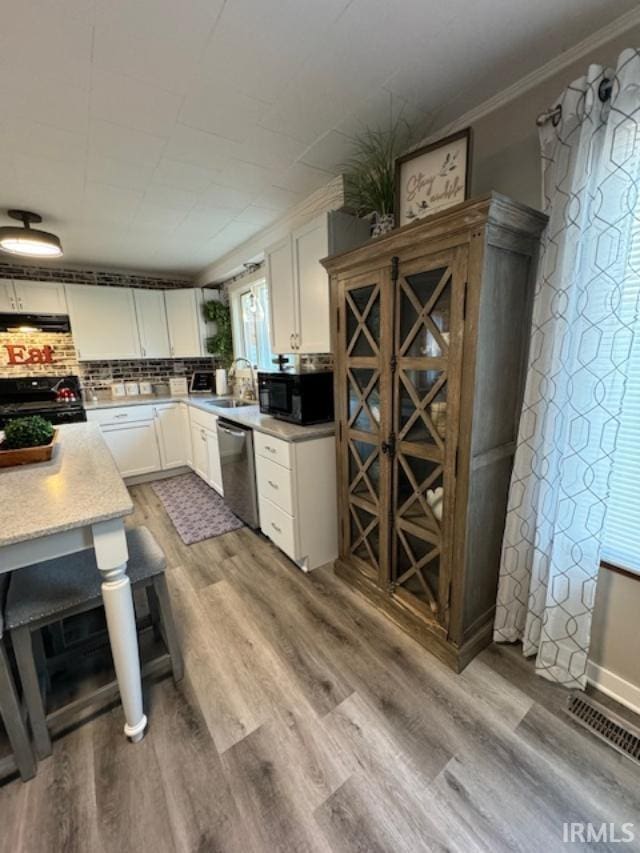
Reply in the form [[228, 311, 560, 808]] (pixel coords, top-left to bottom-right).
[[343, 120, 410, 231], [3, 415, 54, 450], [203, 298, 233, 369]]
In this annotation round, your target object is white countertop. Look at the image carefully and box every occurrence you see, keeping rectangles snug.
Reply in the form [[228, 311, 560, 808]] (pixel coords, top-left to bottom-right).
[[0, 423, 133, 547], [85, 395, 335, 443]]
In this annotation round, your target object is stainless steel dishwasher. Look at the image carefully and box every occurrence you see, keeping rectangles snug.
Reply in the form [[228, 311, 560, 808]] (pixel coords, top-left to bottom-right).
[[216, 419, 259, 529]]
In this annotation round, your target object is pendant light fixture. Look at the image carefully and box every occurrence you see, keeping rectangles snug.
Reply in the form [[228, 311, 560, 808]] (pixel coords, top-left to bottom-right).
[[0, 210, 63, 258]]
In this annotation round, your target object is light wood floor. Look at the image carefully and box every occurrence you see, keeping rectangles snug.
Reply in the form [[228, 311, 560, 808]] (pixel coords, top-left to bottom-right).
[[1, 482, 639, 853]]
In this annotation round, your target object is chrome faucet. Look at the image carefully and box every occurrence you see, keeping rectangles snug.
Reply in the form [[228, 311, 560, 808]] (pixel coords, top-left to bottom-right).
[[228, 357, 257, 401]]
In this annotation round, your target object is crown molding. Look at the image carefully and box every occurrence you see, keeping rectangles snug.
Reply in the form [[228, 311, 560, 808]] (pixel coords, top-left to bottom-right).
[[196, 175, 346, 284], [197, 7, 640, 281], [418, 6, 640, 144]]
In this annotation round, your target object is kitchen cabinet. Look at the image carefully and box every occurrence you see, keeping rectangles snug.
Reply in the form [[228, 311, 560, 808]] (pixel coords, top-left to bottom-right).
[[86, 405, 161, 477], [100, 421, 161, 478], [0, 280, 14, 312], [189, 406, 223, 495], [155, 402, 190, 469], [206, 429, 223, 495], [265, 235, 296, 354], [134, 289, 170, 359], [65, 284, 141, 361], [190, 422, 209, 482], [292, 216, 330, 352], [265, 211, 369, 355], [254, 431, 337, 571], [0, 279, 67, 314], [165, 288, 215, 358], [323, 193, 546, 672]]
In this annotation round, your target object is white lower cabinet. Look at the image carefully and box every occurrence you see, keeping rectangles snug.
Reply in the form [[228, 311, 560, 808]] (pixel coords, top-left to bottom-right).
[[87, 406, 161, 477], [189, 407, 223, 495], [190, 422, 209, 481], [100, 421, 161, 478], [254, 432, 337, 571], [155, 403, 190, 469]]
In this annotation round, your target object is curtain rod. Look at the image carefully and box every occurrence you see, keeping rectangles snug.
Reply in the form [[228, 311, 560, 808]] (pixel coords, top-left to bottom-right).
[[536, 78, 613, 127]]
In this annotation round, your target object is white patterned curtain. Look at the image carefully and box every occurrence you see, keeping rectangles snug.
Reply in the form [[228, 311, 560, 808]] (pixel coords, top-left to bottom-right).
[[494, 48, 640, 688]]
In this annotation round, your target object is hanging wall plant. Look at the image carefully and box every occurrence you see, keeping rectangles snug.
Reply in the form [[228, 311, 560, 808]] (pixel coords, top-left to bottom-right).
[[203, 299, 233, 369]]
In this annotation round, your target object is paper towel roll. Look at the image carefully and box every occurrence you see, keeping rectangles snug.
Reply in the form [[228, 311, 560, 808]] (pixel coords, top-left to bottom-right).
[[216, 368, 228, 396]]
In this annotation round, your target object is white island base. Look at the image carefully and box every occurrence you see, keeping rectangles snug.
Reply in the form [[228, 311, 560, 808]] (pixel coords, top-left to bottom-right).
[[0, 424, 148, 743]]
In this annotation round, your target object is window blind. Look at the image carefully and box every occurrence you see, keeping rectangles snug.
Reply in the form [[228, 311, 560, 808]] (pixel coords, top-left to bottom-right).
[[601, 143, 640, 575]]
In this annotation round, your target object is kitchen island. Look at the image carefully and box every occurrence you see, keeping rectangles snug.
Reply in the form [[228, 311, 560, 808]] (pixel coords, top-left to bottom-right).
[[0, 423, 147, 742]]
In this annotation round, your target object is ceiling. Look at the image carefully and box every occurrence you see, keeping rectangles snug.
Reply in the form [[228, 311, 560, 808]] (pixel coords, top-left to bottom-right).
[[0, 0, 636, 275]]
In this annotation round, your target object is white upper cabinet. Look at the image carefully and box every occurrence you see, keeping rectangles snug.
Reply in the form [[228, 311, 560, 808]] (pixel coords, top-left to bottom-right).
[[0, 280, 15, 312], [134, 289, 170, 359], [265, 235, 296, 354], [292, 216, 330, 353], [65, 284, 141, 361], [0, 279, 67, 314], [266, 211, 369, 355], [165, 288, 206, 358]]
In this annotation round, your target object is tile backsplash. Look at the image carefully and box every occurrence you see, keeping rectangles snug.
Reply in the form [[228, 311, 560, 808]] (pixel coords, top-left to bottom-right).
[[0, 262, 214, 397], [0, 262, 333, 398], [0, 261, 192, 290]]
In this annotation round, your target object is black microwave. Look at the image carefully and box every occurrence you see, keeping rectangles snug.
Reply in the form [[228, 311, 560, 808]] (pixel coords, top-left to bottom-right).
[[258, 371, 334, 425]]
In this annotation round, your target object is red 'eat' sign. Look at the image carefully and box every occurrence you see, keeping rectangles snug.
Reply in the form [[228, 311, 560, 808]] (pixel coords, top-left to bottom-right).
[[3, 344, 57, 365]]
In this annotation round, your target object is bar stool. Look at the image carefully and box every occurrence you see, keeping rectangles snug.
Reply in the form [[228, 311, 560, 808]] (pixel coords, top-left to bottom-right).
[[5, 526, 183, 760], [0, 574, 36, 781]]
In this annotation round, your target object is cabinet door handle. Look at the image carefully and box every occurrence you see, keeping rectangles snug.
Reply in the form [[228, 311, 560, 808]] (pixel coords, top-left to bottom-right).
[[267, 480, 278, 489], [271, 522, 282, 533], [17, 298, 24, 311], [264, 445, 276, 454], [9, 296, 16, 310], [295, 332, 300, 350], [290, 333, 295, 350], [141, 346, 146, 357]]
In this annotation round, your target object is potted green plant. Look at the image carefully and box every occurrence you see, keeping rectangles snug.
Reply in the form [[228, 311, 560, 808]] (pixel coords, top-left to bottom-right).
[[343, 120, 409, 237], [203, 299, 233, 368], [0, 415, 57, 468]]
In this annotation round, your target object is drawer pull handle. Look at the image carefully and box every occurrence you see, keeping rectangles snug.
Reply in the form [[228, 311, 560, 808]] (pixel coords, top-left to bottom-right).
[[265, 445, 276, 453], [267, 480, 278, 489], [271, 522, 282, 533], [114, 413, 128, 419]]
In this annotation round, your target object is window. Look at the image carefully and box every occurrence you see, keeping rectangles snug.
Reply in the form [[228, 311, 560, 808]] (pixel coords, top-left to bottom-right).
[[230, 279, 274, 371], [601, 208, 640, 575], [601, 126, 640, 575]]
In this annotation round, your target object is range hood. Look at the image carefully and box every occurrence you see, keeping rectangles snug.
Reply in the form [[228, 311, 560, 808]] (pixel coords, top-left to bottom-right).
[[0, 313, 70, 333]]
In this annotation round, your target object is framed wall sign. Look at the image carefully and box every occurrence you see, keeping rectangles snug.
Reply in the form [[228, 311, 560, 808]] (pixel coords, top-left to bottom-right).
[[395, 128, 472, 227]]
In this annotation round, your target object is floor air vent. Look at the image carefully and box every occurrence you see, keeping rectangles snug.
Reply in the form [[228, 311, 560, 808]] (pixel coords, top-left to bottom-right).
[[566, 692, 640, 765]]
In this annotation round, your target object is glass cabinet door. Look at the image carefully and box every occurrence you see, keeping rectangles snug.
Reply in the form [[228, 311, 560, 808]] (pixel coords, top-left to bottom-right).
[[391, 247, 467, 625], [336, 268, 393, 585]]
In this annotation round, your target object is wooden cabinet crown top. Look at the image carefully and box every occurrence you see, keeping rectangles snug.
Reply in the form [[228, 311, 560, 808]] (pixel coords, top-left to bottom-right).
[[321, 192, 548, 274]]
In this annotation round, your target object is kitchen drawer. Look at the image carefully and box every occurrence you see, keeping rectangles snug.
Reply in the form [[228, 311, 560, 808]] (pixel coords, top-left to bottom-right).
[[189, 405, 218, 433], [256, 454, 295, 515], [258, 495, 298, 560], [254, 431, 292, 469], [86, 404, 155, 426]]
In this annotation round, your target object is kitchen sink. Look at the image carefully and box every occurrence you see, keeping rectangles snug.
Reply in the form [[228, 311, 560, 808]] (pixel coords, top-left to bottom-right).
[[206, 399, 254, 408]]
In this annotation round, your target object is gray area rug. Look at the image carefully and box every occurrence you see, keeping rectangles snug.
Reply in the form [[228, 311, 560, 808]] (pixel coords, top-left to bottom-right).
[[151, 473, 243, 545]]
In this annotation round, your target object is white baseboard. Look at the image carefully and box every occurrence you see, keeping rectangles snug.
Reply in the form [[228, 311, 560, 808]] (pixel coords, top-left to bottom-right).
[[586, 660, 640, 716], [124, 466, 190, 486]]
